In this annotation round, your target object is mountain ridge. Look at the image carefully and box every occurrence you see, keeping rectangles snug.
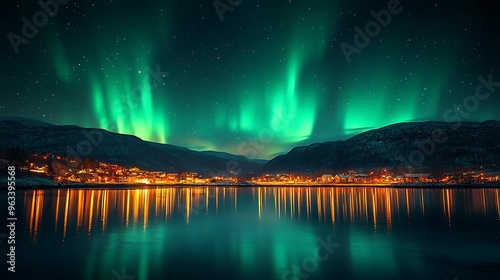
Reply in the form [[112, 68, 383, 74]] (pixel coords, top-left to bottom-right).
[[259, 120, 500, 174], [2, 117, 499, 176], [0, 117, 265, 176]]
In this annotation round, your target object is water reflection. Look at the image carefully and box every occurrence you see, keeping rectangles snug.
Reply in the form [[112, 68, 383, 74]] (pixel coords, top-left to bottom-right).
[[13, 186, 500, 280], [24, 187, 500, 242]]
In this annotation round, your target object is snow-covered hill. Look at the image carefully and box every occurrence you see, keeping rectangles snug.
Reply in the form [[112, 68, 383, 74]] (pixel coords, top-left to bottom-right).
[[0, 118, 264, 175], [259, 121, 500, 174]]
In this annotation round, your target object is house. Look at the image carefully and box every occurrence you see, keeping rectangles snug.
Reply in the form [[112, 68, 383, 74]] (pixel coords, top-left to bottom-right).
[[334, 174, 349, 183], [278, 174, 290, 182], [77, 173, 94, 183], [404, 173, 433, 182], [167, 173, 179, 183], [484, 171, 500, 182], [195, 178, 209, 184], [321, 174, 333, 183], [351, 173, 370, 183], [181, 172, 198, 183]]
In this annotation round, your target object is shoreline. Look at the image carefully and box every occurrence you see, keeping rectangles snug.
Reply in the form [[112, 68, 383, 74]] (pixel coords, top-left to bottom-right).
[[12, 181, 500, 190]]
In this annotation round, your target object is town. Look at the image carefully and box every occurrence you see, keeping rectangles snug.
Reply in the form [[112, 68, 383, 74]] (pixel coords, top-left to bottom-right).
[[3, 152, 500, 186]]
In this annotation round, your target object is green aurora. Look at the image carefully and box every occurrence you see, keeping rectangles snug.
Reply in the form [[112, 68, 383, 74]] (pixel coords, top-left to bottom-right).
[[1, 0, 499, 159]]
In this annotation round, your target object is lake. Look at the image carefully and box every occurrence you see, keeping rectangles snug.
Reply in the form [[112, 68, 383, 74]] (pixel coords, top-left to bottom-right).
[[3, 186, 500, 279]]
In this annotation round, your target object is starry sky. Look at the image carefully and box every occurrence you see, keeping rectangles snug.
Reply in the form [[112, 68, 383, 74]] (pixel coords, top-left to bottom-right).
[[1, 0, 499, 159]]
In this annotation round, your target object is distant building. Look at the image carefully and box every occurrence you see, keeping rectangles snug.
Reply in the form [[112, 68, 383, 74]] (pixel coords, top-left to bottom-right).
[[167, 173, 179, 183], [195, 178, 209, 184], [78, 173, 94, 183], [484, 171, 500, 182], [181, 172, 198, 183], [334, 174, 349, 183], [351, 173, 369, 183], [278, 174, 290, 182], [404, 173, 433, 182], [321, 174, 333, 183]]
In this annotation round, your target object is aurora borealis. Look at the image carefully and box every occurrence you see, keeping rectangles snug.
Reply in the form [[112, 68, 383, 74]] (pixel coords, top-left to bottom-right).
[[1, 0, 499, 159]]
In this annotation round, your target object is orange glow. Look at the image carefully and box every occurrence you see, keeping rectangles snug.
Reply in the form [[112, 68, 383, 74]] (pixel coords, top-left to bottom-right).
[[102, 190, 108, 231], [330, 190, 335, 225], [29, 191, 36, 237], [185, 188, 191, 224], [305, 188, 311, 219], [277, 188, 281, 219], [371, 189, 377, 229], [205, 187, 209, 212], [258, 187, 262, 219], [63, 190, 69, 240], [283, 188, 287, 217], [77, 190, 83, 232], [88, 190, 94, 235], [54, 189, 60, 231], [385, 189, 392, 228], [316, 188, 322, 220], [126, 190, 131, 227], [215, 188, 219, 214], [143, 189, 149, 231], [22, 187, 500, 240], [32, 190, 44, 241]]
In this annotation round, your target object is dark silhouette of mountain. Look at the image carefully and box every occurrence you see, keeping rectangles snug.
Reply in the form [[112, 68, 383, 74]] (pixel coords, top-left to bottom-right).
[[259, 121, 500, 174], [3, 118, 499, 176], [0, 117, 265, 175], [200, 151, 268, 166]]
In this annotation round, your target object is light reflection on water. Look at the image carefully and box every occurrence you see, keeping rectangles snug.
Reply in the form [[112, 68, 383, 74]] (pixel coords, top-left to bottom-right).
[[24, 187, 500, 238], [14, 187, 500, 279]]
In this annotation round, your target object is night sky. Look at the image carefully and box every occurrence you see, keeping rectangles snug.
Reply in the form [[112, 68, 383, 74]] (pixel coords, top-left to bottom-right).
[[1, 0, 499, 159]]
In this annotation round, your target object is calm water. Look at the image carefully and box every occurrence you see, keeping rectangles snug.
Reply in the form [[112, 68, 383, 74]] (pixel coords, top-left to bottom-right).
[[3, 186, 500, 280]]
